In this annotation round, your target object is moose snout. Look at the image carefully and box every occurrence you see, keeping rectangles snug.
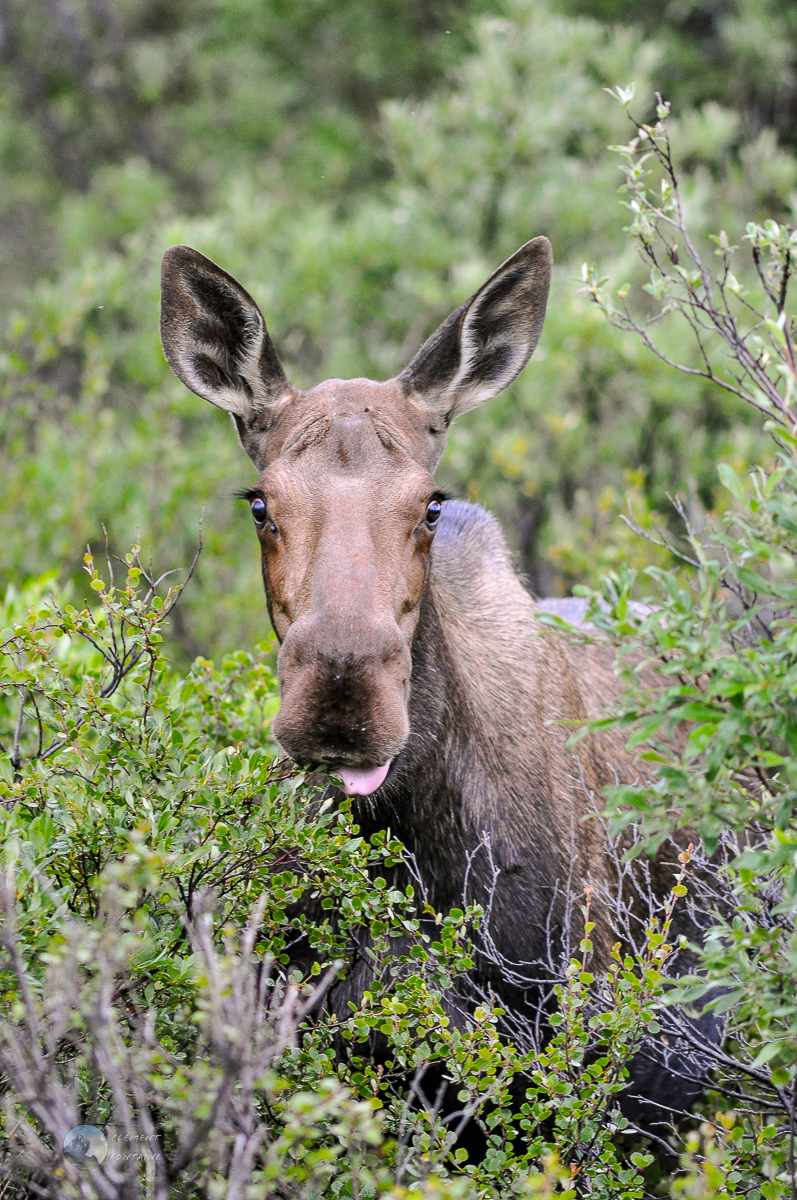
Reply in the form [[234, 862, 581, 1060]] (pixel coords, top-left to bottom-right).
[[272, 613, 411, 770]]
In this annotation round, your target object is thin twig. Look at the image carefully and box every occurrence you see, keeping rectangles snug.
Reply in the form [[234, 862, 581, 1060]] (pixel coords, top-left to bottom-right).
[[11, 687, 26, 781]]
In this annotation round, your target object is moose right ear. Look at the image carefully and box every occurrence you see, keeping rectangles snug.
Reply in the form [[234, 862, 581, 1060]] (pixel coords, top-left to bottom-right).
[[398, 237, 552, 466], [160, 245, 293, 464]]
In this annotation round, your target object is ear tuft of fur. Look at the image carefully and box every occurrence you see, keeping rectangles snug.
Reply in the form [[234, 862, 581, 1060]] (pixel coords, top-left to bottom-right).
[[398, 237, 552, 423], [160, 246, 291, 423]]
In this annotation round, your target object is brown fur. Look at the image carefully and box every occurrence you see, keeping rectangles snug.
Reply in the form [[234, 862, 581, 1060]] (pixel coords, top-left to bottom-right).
[[159, 241, 706, 1120], [159, 238, 638, 958]]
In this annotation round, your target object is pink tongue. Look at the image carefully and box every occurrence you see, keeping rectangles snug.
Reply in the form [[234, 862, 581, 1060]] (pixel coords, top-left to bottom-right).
[[338, 761, 391, 796]]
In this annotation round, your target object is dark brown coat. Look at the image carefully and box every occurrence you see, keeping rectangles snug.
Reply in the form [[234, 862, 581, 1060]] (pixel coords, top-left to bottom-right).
[[160, 240, 709, 1121]]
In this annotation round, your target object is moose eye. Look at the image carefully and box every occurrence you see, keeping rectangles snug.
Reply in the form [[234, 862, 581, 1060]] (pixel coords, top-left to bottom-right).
[[250, 498, 268, 526], [425, 499, 443, 527]]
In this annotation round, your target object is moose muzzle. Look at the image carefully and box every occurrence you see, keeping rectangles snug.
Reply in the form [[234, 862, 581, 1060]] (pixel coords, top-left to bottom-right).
[[271, 611, 412, 792]]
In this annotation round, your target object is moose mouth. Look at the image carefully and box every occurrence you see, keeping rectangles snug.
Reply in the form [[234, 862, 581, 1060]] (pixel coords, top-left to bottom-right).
[[337, 760, 392, 796]]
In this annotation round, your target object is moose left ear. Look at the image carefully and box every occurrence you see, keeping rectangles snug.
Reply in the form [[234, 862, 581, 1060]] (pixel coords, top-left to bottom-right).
[[398, 237, 552, 432], [160, 245, 294, 466]]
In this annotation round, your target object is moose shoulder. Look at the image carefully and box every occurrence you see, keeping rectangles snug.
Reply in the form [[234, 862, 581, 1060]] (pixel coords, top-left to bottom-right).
[[160, 239, 694, 1116]]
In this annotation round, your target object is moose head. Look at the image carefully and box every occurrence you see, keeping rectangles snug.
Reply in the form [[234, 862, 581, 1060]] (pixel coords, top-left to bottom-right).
[[160, 238, 552, 794]]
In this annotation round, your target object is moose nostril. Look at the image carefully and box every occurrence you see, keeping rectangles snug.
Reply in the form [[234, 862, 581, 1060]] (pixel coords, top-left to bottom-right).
[[272, 615, 411, 769], [279, 616, 409, 689]]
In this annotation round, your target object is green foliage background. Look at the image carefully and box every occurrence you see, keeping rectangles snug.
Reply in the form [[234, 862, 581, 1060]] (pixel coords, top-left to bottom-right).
[[3, 2, 797, 1194], [2, 0, 796, 661]]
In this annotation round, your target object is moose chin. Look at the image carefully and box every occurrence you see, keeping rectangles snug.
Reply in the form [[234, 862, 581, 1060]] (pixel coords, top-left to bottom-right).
[[160, 236, 717, 1131]]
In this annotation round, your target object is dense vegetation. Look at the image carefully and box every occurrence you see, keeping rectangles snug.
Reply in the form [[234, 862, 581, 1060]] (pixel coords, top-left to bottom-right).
[[0, 554, 690, 1196], [2, 1, 797, 1196], [3, 0, 797, 660]]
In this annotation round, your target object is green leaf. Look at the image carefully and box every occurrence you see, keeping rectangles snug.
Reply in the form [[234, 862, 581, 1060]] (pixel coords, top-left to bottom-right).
[[717, 462, 745, 503], [751, 1041, 782, 1068]]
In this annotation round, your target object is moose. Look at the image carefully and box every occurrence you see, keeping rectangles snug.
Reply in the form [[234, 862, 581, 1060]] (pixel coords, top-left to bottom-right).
[[160, 238, 712, 1124]]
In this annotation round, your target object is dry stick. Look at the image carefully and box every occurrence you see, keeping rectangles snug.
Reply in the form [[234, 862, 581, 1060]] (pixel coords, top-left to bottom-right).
[[620, 500, 778, 646], [779, 249, 791, 316], [619, 508, 700, 568], [102, 523, 115, 590], [0, 903, 125, 1199], [752, 245, 780, 309], [612, 304, 771, 413], [143, 510, 203, 608], [0, 874, 46, 1078], [11, 687, 26, 781], [90, 949, 147, 1199], [28, 690, 44, 760], [619, 118, 796, 429], [393, 1063, 433, 1183], [39, 533, 205, 762], [630, 842, 787, 1098]]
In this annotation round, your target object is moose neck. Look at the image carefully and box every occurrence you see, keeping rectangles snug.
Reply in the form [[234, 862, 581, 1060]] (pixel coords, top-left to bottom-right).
[[351, 501, 578, 922]]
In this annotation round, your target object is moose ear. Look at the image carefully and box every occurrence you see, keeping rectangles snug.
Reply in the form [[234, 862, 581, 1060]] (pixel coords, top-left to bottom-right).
[[398, 237, 552, 430], [160, 245, 292, 463]]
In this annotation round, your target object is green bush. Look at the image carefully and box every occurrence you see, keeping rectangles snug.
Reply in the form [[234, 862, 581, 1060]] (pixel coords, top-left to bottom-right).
[[558, 89, 797, 1196], [561, 454, 797, 1196], [0, 548, 689, 1196]]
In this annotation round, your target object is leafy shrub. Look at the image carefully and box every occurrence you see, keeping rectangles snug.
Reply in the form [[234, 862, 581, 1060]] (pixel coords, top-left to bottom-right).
[[565, 89, 797, 1195], [0, 549, 692, 1196], [563, 460, 797, 1196]]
